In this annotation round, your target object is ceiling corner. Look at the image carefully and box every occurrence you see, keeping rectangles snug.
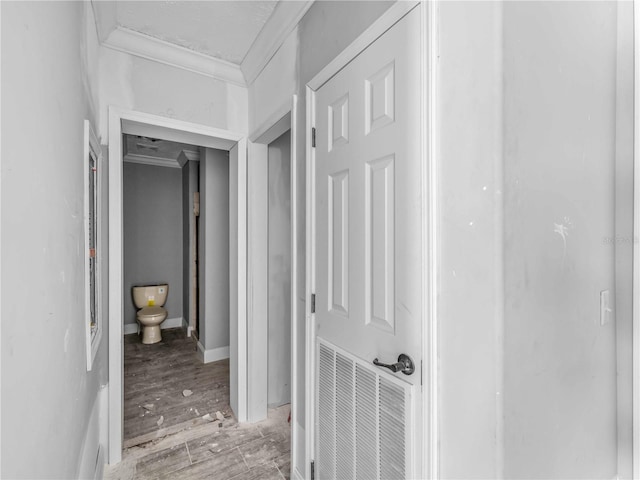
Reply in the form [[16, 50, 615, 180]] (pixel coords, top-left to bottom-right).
[[241, 0, 314, 86], [103, 27, 246, 87]]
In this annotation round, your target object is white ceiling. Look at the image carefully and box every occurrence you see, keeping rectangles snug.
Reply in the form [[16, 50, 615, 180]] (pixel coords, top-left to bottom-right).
[[115, 1, 278, 65], [92, 1, 313, 85]]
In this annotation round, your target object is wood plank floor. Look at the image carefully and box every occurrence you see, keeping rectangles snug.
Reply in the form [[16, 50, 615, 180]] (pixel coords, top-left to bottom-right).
[[104, 328, 291, 480]]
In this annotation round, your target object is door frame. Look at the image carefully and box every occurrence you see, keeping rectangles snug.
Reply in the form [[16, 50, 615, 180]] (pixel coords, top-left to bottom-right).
[[107, 107, 248, 464], [304, 2, 436, 478], [633, 1, 640, 476], [248, 94, 299, 461]]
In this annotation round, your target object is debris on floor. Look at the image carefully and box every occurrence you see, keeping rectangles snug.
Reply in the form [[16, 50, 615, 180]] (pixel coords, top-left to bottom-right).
[[182, 389, 193, 397], [156, 416, 164, 427], [143, 404, 154, 411], [215, 411, 224, 422], [202, 413, 214, 422]]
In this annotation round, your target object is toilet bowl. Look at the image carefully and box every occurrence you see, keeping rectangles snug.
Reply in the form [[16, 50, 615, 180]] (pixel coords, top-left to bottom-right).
[[132, 284, 168, 344]]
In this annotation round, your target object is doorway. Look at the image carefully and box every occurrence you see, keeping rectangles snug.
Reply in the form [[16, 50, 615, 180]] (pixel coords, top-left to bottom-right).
[[108, 108, 248, 464]]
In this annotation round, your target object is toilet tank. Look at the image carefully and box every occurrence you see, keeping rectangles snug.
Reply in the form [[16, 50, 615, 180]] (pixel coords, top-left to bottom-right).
[[132, 284, 169, 308]]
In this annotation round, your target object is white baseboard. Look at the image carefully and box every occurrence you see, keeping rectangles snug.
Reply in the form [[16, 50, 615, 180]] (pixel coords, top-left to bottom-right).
[[78, 390, 105, 480], [196, 342, 230, 363], [94, 445, 105, 480], [123, 317, 184, 335]]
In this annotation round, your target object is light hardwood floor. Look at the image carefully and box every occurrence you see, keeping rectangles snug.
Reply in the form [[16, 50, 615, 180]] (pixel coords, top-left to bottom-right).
[[104, 328, 291, 480]]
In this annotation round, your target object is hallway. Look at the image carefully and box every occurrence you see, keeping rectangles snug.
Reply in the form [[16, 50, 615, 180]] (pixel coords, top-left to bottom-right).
[[105, 329, 291, 479]]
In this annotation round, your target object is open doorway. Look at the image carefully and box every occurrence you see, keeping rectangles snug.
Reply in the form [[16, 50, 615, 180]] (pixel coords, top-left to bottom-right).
[[108, 108, 248, 464], [121, 134, 235, 448]]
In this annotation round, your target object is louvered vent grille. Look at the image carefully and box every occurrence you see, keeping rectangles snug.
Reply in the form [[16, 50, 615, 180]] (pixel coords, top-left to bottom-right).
[[318, 344, 336, 479], [316, 339, 412, 480]]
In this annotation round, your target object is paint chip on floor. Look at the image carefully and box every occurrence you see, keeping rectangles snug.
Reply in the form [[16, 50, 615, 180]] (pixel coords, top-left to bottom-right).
[[157, 415, 164, 427], [203, 414, 214, 422], [182, 389, 193, 397]]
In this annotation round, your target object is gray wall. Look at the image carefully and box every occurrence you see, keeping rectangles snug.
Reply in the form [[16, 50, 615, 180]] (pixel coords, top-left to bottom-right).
[[182, 158, 199, 328], [1, 2, 108, 478], [502, 2, 621, 477], [199, 148, 230, 351], [267, 131, 292, 407], [123, 162, 183, 325]]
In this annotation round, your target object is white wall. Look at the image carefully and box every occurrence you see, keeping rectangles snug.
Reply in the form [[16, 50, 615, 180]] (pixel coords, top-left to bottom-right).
[[437, 3, 504, 477], [123, 162, 183, 327], [613, 3, 635, 478], [502, 2, 620, 477], [99, 48, 249, 143], [267, 131, 292, 408], [249, 29, 298, 136], [437, 2, 629, 478], [198, 149, 230, 355], [1, 2, 108, 478]]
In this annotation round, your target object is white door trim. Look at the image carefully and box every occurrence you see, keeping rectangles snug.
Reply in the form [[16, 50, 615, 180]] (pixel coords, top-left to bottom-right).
[[633, 1, 640, 476], [304, 2, 434, 479], [247, 96, 300, 468], [304, 85, 316, 480], [107, 107, 248, 464], [424, 2, 440, 478], [307, 1, 418, 92]]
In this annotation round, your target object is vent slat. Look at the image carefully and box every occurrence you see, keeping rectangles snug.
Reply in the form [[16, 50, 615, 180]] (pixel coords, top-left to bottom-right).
[[379, 377, 406, 479], [317, 340, 411, 480], [335, 354, 355, 480], [355, 365, 378, 479], [318, 344, 336, 480]]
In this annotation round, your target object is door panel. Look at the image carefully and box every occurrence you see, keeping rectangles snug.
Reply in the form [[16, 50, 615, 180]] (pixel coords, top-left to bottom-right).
[[313, 6, 422, 479]]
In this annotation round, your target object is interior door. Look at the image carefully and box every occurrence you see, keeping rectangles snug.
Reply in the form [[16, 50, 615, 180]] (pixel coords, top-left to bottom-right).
[[312, 7, 422, 479]]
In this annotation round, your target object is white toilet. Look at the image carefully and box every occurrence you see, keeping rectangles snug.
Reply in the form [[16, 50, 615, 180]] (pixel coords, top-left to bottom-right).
[[132, 284, 169, 344]]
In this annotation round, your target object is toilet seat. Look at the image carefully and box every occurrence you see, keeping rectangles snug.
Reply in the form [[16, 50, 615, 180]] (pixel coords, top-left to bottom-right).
[[137, 306, 166, 319]]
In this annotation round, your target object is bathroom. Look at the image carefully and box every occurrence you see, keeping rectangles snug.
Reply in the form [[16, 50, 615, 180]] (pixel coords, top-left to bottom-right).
[[121, 130, 292, 446]]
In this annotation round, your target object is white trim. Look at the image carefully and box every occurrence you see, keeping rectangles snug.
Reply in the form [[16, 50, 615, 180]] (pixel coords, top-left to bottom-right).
[[244, 100, 295, 427], [197, 343, 230, 364], [122, 317, 185, 336], [424, 3, 439, 479], [634, 1, 640, 477], [93, 445, 104, 480], [250, 102, 292, 144], [304, 3, 427, 478], [307, 1, 418, 91], [102, 27, 245, 86], [241, 1, 314, 86], [291, 467, 305, 480], [84, 119, 103, 372], [289, 94, 300, 479], [108, 106, 248, 464], [304, 85, 316, 480], [123, 153, 186, 169]]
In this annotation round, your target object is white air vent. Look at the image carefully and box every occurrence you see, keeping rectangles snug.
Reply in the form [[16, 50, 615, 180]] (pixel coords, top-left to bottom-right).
[[316, 339, 413, 479]]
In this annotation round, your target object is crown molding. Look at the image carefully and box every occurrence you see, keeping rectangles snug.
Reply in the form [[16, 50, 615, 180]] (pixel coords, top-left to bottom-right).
[[183, 150, 200, 162], [103, 27, 246, 86], [241, 0, 314, 85], [124, 150, 199, 169]]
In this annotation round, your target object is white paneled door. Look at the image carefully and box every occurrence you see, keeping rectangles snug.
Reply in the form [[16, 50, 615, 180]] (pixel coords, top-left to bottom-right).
[[312, 7, 422, 479]]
